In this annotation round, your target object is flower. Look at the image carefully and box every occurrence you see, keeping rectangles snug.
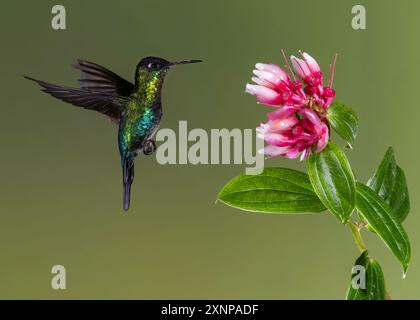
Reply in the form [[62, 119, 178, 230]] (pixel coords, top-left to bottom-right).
[[246, 50, 337, 160], [290, 52, 336, 109], [257, 106, 329, 160], [245, 63, 306, 108], [291, 52, 322, 84]]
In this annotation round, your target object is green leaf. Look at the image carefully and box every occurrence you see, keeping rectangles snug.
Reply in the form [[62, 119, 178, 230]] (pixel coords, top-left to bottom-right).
[[306, 142, 356, 223], [366, 260, 387, 300], [367, 147, 396, 199], [367, 147, 410, 222], [327, 102, 359, 148], [346, 251, 386, 300], [217, 168, 326, 214], [386, 166, 410, 222], [355, 182, 411, 274]]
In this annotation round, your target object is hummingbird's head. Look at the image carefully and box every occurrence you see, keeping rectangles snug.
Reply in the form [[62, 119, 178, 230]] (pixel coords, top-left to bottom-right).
[[137, 56, 172, 73], [136, 56, 202, 73], [134, 56, 202, 90]]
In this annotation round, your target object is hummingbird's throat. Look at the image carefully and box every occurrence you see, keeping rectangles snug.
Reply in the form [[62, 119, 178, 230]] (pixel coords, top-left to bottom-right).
[[135, 70, 166, 104]]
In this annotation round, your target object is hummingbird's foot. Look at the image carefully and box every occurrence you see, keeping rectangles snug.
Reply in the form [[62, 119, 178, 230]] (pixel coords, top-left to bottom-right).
[[143, 139, 156, 155]]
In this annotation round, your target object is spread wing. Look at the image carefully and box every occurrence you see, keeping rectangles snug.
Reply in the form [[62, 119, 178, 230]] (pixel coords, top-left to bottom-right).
[[73, 59, 134, 96], [24, 76, 129, 122]]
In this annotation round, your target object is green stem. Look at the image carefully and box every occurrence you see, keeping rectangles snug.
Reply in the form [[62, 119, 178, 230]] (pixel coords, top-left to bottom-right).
[[348, 221, 367, 253]]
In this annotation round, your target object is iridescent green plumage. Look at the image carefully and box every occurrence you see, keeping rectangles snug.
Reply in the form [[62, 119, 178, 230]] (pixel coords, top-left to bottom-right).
[[118, 67, 167, 163]]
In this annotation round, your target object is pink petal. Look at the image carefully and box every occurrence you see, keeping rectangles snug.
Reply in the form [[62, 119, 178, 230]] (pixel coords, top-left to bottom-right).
[[322, 87, 336, 108], [323, 96, 334, 109], [251, 76, 273, 88], [245, 84, 281, 105], [253, 70, 283, 87], [302, 52, 320, 73], [267, 106, 297, 120], [268, 117, 299, 132], [291, 55, 310, 79], [296, 132, 316, 141], [259, 145, 290, 157], [262, 132, 296, 147], [300, 148, 312, 161], [255, 63, 290, 82], [316, 123, 329, 152], [284, 147, 300, 159], [300, 108, 323, 134]]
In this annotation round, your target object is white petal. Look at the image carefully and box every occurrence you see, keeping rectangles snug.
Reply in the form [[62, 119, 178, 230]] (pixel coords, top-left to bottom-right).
[[302, 52, 320, 73], [291, 55, 310, 79], [251, 76, 273, 88], [255, 63, 289, 82], [253, 70, 282, 86]]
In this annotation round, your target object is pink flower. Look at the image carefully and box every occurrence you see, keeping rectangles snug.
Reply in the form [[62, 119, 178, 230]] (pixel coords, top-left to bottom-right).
[[245, 50, 337, 160], [257, 106, 329, 160], [290, 52, 336, 109], [245, 63, 305, 108], [291, 52, 323, 85]]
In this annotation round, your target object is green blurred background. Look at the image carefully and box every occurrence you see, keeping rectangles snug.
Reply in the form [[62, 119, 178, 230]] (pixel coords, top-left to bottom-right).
[[0, 0, 418, 299]]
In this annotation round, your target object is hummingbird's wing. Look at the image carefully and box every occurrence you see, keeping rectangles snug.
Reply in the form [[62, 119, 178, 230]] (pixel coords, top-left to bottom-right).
[[73, 59, 134, 96], [24, 76, 129, 122]]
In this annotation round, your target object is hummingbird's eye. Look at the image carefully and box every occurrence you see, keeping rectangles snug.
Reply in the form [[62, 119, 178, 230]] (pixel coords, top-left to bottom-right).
[[147, 62, 160, 70]]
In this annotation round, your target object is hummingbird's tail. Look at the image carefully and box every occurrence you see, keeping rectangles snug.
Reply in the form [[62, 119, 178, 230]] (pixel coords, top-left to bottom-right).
[[122, 158, 135, 211]]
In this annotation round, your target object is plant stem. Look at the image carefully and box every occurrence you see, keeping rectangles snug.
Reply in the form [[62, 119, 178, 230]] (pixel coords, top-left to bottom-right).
[[348, 221, 367, 253]]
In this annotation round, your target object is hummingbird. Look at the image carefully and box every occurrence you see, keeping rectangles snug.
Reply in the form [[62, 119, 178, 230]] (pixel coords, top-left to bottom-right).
[[25, 56, 202, 211]]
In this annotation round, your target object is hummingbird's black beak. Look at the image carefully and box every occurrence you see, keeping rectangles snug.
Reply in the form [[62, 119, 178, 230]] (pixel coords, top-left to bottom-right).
[[170, 59, 202, 67]]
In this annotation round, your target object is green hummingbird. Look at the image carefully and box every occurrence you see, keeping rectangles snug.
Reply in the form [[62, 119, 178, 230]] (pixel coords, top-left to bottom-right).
[[25, 56, 202, 211]]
